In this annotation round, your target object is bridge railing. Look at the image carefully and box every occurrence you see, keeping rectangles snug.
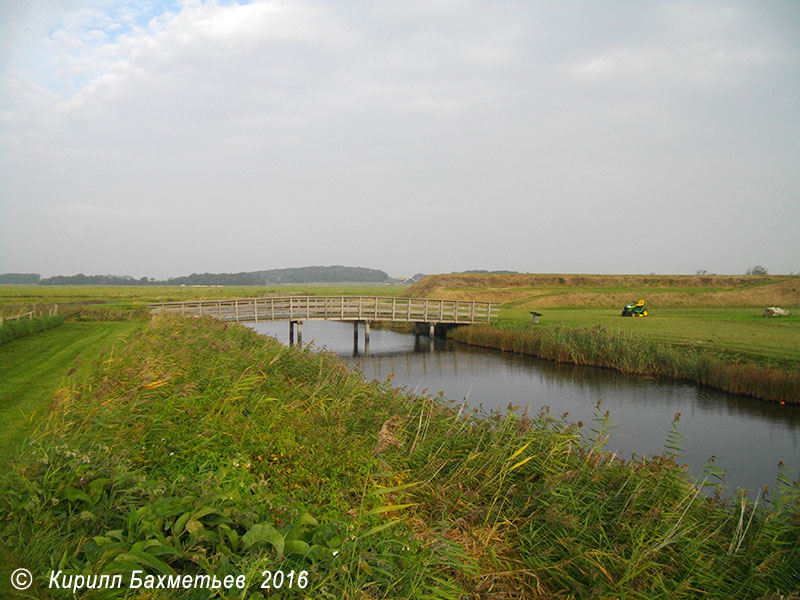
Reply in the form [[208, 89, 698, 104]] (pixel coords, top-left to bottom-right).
[[148, 296, 499, 324]]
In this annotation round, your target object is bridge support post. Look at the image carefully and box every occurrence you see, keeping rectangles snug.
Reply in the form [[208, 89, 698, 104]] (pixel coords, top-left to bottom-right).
[[289, 321, 295, 345], [297, 321, 303, 345], [365, 321, 370, 343], [353, 321, 359, 355], [429, 322, 435, 338]]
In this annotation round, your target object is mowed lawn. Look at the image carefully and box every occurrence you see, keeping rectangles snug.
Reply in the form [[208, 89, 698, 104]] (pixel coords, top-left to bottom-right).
[[0, 321, 143, 464], [499, 307, 800, 369]]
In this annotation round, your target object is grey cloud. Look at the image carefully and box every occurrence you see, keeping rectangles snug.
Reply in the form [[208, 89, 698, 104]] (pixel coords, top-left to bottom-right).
[[1, 0, 798, 278]]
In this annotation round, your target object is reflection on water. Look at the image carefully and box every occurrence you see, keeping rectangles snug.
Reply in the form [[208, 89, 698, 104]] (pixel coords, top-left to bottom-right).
[[249, 320, 799, 496]]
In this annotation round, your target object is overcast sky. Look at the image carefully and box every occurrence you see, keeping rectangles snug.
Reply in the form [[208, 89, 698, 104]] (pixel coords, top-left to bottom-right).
[[1, 0, 798, 279]]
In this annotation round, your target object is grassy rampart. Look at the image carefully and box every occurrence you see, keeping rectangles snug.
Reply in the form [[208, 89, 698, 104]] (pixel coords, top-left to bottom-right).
[[1, 316, 798, 598], [406, 273, 800, 308], [407, 273, 800, 402]]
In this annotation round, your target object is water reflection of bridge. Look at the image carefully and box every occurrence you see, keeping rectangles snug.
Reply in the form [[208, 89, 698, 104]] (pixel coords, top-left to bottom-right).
[[149, 296, 499, 346]]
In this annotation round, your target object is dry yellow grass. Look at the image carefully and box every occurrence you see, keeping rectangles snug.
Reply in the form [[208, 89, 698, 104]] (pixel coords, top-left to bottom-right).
[[405, 274, 800, 308]]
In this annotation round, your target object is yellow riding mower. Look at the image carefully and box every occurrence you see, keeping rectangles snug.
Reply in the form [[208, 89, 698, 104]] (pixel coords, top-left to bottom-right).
[[621, 299, 648, 317]]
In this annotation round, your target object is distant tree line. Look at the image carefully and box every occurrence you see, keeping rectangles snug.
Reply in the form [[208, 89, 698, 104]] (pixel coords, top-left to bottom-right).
[[0, 273, 41, 284], [166, 266, 389, 285], [39, 274, 153, 285], [2, 266, 390, 286]]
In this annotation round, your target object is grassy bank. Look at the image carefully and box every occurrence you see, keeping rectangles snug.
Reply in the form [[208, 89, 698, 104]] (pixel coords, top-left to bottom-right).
[[0, 321, 143, 465], [450, 322, 800, 404], [1, 316, 798, 598], [405, 273, 800, 402], [498, 307, 800, 369], [0, 314, 64, 346]]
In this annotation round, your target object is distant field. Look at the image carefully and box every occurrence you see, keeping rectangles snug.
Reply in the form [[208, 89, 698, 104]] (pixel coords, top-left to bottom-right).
[[2, 277, 798, 369], [0, 283, 410, 319]]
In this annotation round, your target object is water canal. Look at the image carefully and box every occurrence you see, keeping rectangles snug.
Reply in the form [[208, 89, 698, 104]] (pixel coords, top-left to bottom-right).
[[249, 320, 799, 497]]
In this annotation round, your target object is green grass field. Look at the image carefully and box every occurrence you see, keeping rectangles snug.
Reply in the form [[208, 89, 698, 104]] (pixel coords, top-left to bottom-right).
[[499, 307, 800, 369], [0, 321, 143, 464], [0, 283, 409, 310], [1, 316, 797, 599], [0, 284, 411, 321]]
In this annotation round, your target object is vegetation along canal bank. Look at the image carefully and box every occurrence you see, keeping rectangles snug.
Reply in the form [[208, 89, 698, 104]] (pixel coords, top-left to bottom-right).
[[1, 315, 799, 599], [407, 274, 800, 403]]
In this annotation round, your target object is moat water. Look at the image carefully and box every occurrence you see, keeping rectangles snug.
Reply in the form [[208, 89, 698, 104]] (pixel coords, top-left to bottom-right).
[[250, 320, 799, 497]]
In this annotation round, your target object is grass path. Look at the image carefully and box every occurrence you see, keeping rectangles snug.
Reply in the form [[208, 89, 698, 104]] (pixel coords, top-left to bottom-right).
[[0, 321, 143, 464]]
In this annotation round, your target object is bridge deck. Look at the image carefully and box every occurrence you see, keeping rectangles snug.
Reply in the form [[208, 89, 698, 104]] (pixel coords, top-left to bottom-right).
[[148, 296, 499, 324]]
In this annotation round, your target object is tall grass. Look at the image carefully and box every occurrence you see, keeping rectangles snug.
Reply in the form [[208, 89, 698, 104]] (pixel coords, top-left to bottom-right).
[[1, 316, 798, 598], [0, 314, 64, 346], [450, 323, 800, 404]]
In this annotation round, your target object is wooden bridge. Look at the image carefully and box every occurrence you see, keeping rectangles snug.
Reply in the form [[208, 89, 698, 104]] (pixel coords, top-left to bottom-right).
[[148, 296, 499, 344]]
